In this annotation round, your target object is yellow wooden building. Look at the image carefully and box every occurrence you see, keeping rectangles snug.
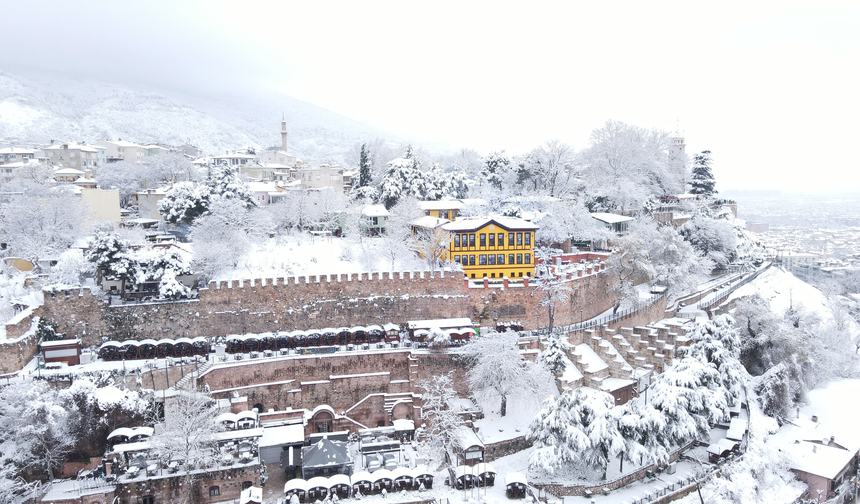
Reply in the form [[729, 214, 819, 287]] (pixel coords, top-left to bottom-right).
[[419, 200, 464, 221], [441, 217, 538, 279]]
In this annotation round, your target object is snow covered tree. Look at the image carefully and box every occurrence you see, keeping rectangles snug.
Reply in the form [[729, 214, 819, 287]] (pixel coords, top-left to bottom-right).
[[527, 391, 590, 475], [459, 330, 554, 417], [416, 374, 465, 463], [148, 391, 224, 504], [680, 206, 737, 269], [650, 358, 720, 445], [689, 150, 716, 196], [447, 166, 471, 199], [380, 155, 426, 209], [578, 120, 682, 213], [205, 165, 256, 209], [159, 181, 210, 224], [96, 160, 149, 208], [144, 152, 199, 186], [522, 140, 576, 197], [423, 164, 448, 201], [0, 381, 74, 480], [480, 151, 511, 190], [87, 229, 134, 291], [190, 210, 252, 282], [358, 143, 372, 188], [0, 184, 86, 266], [540, 333, 573, 375], [528, 388, 623, 479], [607, 217, 711, 313]]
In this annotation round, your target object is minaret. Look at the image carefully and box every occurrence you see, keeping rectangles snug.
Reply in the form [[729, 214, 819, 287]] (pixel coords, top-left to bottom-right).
[[281, 114, 288, 153]]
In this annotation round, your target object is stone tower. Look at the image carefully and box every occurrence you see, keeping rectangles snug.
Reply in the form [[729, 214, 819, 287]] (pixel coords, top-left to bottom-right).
[[668, 129, 686, 193], [281, 114, 288, 153]]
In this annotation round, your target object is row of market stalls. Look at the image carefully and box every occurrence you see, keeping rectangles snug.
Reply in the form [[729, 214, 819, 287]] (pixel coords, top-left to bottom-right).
[[283, 466, 434, 501], [226, 324, 402, 352], [448, 463, 496, 490], [216, 410, 260, 431], [97, 318, 481, 363], [99, 337, 210, 360]]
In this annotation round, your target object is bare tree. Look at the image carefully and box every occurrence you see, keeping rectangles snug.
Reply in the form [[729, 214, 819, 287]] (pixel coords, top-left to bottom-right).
[[148, 391, 224, 504], [416, 374, 465, 466]]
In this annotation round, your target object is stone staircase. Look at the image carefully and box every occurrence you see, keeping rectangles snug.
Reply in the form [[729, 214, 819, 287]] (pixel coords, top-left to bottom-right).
[[174, 359, 213, 391], [384, 392, 414, 414]]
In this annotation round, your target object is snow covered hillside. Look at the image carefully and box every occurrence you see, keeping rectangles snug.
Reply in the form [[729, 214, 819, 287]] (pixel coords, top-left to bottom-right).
[[0, 69, 408, 159]]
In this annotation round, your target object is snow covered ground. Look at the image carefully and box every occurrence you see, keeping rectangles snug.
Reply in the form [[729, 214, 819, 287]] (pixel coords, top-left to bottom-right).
[[209, 234, 426, 282], [729, 266, 833, 326]]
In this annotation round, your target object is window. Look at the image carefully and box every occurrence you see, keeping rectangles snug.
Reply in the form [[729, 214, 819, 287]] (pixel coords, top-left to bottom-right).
[[517, 254, 523, 264], [508, 233, 515, 246], [469, 234, 476, 247], [439, 210, 449, 219], [454, 235, 460, 247], [454, 255, 460, 263], [479, 254, 487, 265], [498, 233, 504, 246], [517, 233, 523, 246], [469, 255, 475, 266], [497, 254, 505, 264], [508, 254, 515, 265], [479, 234, 486, 247], [461, 234, 468, 247], [489, 234, 495, 247], [525, 254, 531, 264], [491, 273, 496, 278], [143, 496, 154, 504], [525, 233, 531, 246], [242, 481, 253, 490], [210, 487, 221, 497], [488, 254, 496, 265], [461, 256, 468, 266]]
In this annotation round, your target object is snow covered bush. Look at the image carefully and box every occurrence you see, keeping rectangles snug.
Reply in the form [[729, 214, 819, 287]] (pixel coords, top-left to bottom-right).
[[427, 326, 450, 348], [159, 181, 210, 224]]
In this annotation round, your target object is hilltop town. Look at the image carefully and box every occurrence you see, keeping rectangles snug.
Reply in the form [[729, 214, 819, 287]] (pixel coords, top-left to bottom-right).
[[0, 116, 858, 504]]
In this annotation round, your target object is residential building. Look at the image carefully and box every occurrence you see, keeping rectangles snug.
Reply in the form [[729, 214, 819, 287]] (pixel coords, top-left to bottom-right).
[[211, 152, 256, 167], [43, 142, 101, 170], [299, 164, 346, 193], [178, 143, 203, 158], [80, 188, 121, 224], [54, 166, 86, 183], [361, 204, 389, 235], [0, 147, 35, 165], [136, 187, 170, 220], [96, 140, 145, 163], [419, 199, 464, 221], [591, 213, 634, 234], [142, 144, 172, 156], [442, 216, 538, 279]]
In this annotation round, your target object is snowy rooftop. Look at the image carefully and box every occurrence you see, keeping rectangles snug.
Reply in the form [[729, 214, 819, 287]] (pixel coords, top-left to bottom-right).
[[441, 216, 538, 232], [599, 377, 635, 392], [590, 212, 634, 224], [411, 216, 449, 229], [419, 199, 465, 211], [781, 441, 854, 480], [259, 423, 304, 448], [362, 204, 389, 217]]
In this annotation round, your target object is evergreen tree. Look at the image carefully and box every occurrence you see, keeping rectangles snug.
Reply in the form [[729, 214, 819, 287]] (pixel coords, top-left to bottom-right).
[[689, 150, 717, 196], [358, 143, 372, 188]]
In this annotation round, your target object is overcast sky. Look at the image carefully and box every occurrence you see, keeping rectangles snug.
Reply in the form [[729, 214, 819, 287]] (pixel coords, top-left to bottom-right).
[[1, 0, 858, 193]]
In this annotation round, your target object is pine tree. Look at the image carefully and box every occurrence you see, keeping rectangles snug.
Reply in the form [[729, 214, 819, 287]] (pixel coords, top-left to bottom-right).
[[689, 150, 717, 196], [358, 143, 371, 188]]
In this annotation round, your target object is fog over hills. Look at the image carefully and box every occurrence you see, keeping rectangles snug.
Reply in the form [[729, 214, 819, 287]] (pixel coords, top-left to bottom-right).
[[0, 68, 424, 162]]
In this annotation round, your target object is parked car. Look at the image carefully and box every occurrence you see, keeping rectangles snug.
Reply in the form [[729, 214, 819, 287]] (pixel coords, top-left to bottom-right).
[[366, 454, 382, 472], [383, 453, 398, 470]]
